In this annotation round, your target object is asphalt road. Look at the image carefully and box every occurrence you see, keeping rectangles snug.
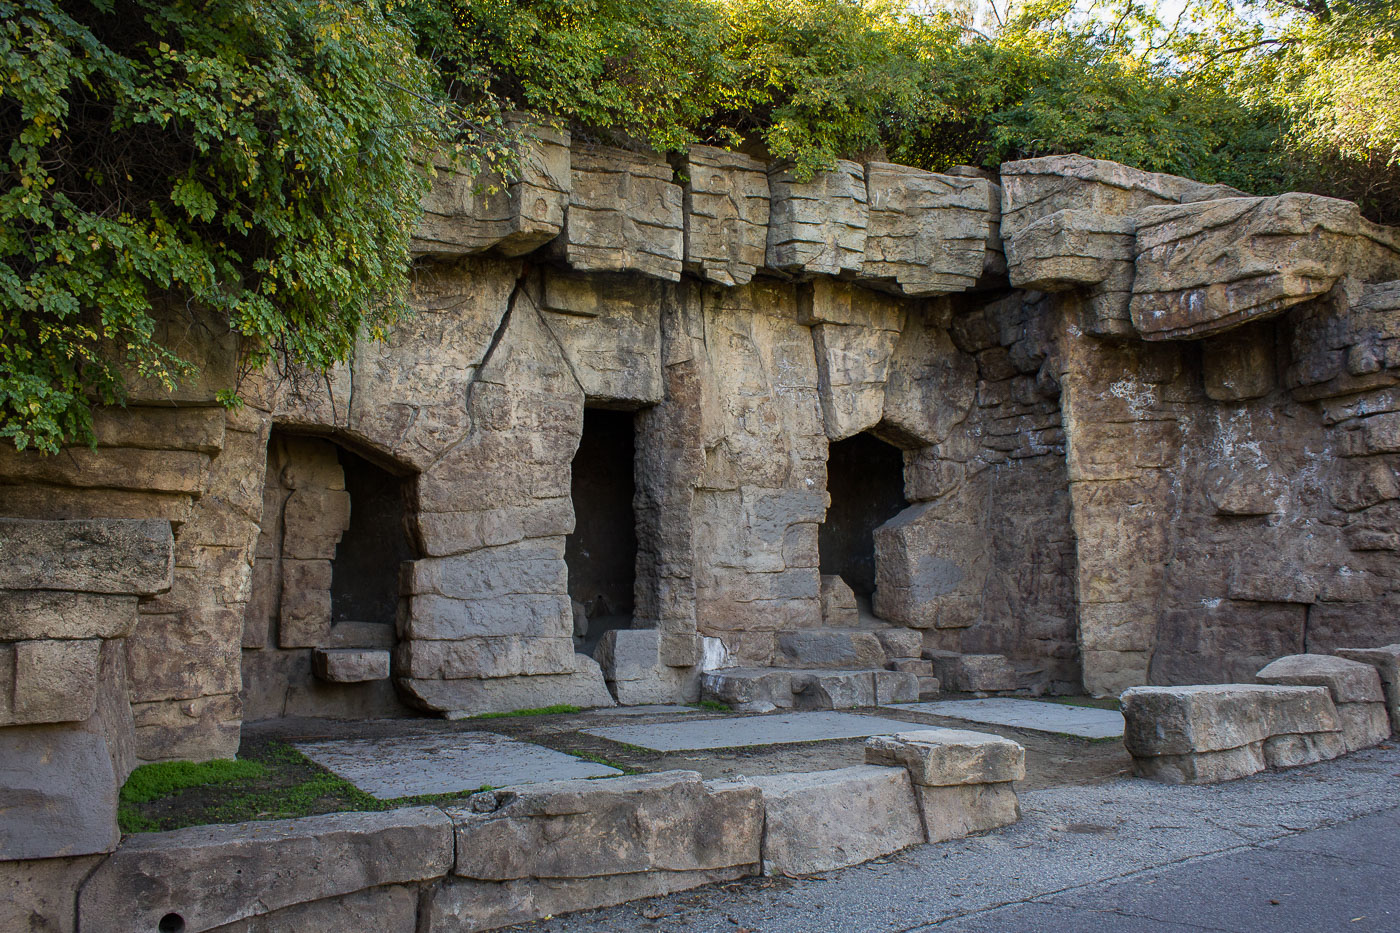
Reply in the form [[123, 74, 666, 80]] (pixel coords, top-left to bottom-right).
[[513, 743, 1400, 933]]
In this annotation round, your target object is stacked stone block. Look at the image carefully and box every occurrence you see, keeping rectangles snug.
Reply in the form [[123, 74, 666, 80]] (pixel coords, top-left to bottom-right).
[[1256, 654, 1391, 752]]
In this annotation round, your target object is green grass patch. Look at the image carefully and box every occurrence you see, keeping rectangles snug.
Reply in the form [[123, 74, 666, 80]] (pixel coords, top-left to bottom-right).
[[692, 700, 731, 712], [569, 751, 640, 774], [471, 704, 582, 719], [121, 759, 267, 804]]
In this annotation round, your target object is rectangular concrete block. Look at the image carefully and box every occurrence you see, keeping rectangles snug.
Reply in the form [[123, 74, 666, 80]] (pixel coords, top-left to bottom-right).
[[917, 782, 1021, 843], [749, 765, 924, 876], [77, 807, 453, 933], [865, 728, 1026, 786], [448, 771, 762, 881]]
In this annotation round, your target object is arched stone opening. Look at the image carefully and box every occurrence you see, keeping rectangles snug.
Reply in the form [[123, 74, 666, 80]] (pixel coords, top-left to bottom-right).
[[240, 429, 418, 720], [566, 407, 639, 656], [819, 432, 909, 601]]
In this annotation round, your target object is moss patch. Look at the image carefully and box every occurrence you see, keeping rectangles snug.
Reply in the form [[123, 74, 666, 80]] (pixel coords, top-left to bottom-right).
[[471, 704, 582, 719]]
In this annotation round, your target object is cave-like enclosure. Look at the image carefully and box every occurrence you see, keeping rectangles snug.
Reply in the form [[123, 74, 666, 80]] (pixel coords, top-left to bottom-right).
[[819, 432, 909, 599], [566, 408, 639, 655]]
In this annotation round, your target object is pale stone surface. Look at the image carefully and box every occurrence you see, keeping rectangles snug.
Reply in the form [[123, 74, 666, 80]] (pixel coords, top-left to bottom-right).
[[864, 728, 1026, 786], [750, 765, 925, 876], [778, 629, 886, 669], [1, 644, 133, 860], [0, 591, 138, 641], [1120, 684, 1340, 757], [583, 710, 918, 751], [0, 854, 104, 933], [862, 163, 989, 296], [998, 153, 1240, 240], [873, 669, 921, 704], [1130, 742, 1268, 784], [767, 160, 868, 277], [205, 884, 419, 933], [448, 771, 762, 880], [1005, 209, 1134, 292], [424, 867, 752, 933], [539, 270, 665, 405], [698, 667, 795, 713], [1131, 194, 1374, 340], [792, 668, 877, 709], [558, 144, 683, 280], [312, 648, 391, 683], [2, 638, 101, 725], [917, 781, 1021, 843], [413, 117, 570, 258], [0, 518, 173, 595], [1334, 701, 1392, 752], [904, 698, 1124, 739], [1255, 654, 1385, 703], [294, 732, 620, 799], [401, 657, 617, 717], [800, 279, 905, 440], [1335, 645, 1400, 731], [819, 575, 859, 627], [77, 807, 453, 933], [594, 629, 699, 706], [683, 145, 770, 286]]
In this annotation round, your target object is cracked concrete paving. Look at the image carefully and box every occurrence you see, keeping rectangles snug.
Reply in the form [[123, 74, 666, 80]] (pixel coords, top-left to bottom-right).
[[510, 743, 1400, 933]]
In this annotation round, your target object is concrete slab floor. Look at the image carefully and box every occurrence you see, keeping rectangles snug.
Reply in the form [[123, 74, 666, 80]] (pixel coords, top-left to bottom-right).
[[294, 731, 621, 798], [581, 710, 924, 751], [903, 698, 1124, 739]]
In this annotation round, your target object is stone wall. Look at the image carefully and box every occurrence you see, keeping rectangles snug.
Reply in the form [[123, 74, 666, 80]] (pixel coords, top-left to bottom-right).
[[1, 128, 1398, 766]]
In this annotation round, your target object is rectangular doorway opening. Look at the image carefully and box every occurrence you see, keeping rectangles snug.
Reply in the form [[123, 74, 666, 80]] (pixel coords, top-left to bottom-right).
[[567, 408, 638, 655], [819, 432, 909, 600]]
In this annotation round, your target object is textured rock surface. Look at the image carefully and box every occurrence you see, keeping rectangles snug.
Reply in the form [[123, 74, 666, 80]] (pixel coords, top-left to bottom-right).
[[1255, 654, 1385, 703], [0, 854, 104, 933], [1121, 684, 1340, 757], [1131, 194, 1383, 340], [0, 519, 173, 595], [448, 771, 761, 880], [77, 807, 453, 933], [413, 117, 570, 257], [1005, 209, 1134, 292], [1335, 645, 1400, 730], [862, 163, 989, 296], [916, 782, 1021, 843], [683, 145, 770, 286], [203, 884, 419, 933], [865, 728, 1026, 786], [313, 649, 391, 683], [749, 766, 924, 876], [558, 144, 683, 280], [767, 160, 867, 277]]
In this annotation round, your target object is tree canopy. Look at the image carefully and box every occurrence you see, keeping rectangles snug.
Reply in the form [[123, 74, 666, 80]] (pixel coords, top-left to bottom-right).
[[2, 0, 1396, 452]]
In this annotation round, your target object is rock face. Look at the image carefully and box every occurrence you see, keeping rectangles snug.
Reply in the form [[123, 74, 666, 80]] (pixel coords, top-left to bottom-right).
[[1, 143, 1399, 796], [1255, 654, 1391, 752]]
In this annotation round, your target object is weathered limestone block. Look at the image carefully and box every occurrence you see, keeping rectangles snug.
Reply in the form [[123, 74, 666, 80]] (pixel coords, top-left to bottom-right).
[[399, 657, 616, 716], [874, 627, 922, 659], [927, 652, 1019, 693], [683, 145, 770, 286], [873, 668, 921, 704], [280, 487, 350, 560], [916, 783, 1021, 843], [349, 257, 519, 471], [699, 667, 795, 712], [1, 643, 133, 861], [0, 518, 173, 595], [1004, 209, 1134, 292], [399, 635, 576, 680], [1335, 644, 1400, 731], [78, 807, 453, 933], [1, 638, 101, 726], [0, 854, 105, 933], [539, 270, 665, 405], [312, 648, 390, 683], [1121, 683, 1340, 758], [880, 307, 977, 447], [766, 160, 868, 277], [1131, 194, 1370, 340], [861, 163, 989, 296], [88, 405, 228, 454], [204, 884, 419, 933], [874, 502, 988, 630], [1256, 654, 1391, 751], [425, 867, 751, 933], [130, 693, 242, 764], [594, 629, 698, 706], [449, 771, 762, 881], [402, 541, 572, 640], [1132, 742, 1270, 784], [778, 629, 886, 669], [0, 591, 139, 642], [791, 669, 876, 709], [413, 117, 570, 258], [865, 728, 1026, 786], [998, 154, 1240, 240], [749, 766, 924, 876], [558, 144, 683, 280], [819, 574, 859, 627], [799, 279, 905, 440], [278, 558, 332, 648]]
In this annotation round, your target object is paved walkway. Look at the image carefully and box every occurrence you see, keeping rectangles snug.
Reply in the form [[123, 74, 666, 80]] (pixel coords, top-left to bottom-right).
[[513, 744, 1400, 933]]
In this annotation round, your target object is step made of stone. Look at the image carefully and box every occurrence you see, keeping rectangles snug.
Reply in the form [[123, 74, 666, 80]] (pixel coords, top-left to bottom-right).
[[701, 667, 919, 712]]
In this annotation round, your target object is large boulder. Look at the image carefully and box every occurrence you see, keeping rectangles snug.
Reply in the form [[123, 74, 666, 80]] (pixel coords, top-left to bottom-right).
[[1256, 654, 1391, 752]]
